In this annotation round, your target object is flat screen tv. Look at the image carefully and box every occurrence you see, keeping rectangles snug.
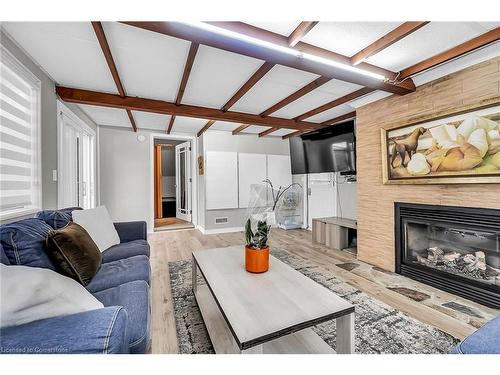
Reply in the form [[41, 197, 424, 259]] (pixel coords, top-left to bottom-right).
[[289, 120, 356, 175]]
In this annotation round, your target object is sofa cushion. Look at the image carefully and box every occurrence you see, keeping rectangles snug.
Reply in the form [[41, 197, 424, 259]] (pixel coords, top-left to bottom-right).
[[102, 240, 150, 263], [46, 222, 102, 286], [94, 280, 150, 354], [1, 243, 9, 265], [36, 207, 82, 229], [1, 264, 104, 328], [86, 255, 150, 293], [0, 218, 54, 269], [451, 316, 500, 354], [0, 306, 129, 354], [73, 206, 120, 252]]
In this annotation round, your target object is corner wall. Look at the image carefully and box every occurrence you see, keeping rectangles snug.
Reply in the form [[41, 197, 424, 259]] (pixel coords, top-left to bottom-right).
[[356, 57, 500, 271]]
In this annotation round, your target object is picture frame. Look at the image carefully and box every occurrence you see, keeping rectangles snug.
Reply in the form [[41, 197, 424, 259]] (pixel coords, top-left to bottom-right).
[[381, 102, 500, 185]]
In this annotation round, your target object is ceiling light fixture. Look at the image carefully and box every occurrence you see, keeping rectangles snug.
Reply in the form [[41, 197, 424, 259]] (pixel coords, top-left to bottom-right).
[[179, 22, 386, 81]]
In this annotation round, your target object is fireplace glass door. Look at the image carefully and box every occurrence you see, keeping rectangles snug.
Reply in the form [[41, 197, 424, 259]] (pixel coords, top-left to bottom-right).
[[403, 219, 500, 288]]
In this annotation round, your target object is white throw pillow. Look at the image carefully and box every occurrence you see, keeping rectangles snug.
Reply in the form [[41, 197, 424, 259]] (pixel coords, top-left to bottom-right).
[[0, 264, 104, 328], [72, 206, 120, 252]]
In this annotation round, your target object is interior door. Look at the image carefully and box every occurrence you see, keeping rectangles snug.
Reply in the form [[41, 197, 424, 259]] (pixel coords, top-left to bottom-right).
[[58, 110, 95, 209], [175, 141, 191, 222]]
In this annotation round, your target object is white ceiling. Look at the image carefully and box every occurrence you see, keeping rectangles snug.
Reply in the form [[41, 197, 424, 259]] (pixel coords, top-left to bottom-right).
[[102, 22, 191, 101], [3, 21, 498, 137], [181, 45, 264, 109], [230, 65, 319, 114], [301, 22, 404, 57]]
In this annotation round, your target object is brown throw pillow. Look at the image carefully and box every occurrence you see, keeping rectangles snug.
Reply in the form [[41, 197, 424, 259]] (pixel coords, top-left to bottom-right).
[[46, 222, 102, 286]]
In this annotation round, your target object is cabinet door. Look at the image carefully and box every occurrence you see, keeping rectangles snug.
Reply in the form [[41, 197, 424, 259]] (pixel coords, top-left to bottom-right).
[[206, 151, 238, 210], [238, 153, 267, 208]]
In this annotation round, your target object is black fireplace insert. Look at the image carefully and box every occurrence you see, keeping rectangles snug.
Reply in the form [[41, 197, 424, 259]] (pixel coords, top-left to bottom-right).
[[395, 203, 500, 308]]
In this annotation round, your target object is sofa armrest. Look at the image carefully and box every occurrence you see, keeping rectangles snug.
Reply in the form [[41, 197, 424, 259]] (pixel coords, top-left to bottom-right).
[[0, 307, 129, 354], [114, 221, 147, 243]]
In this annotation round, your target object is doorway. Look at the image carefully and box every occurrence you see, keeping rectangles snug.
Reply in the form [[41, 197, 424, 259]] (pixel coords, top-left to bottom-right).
[[153, 138, 194, 231], [57, 101, 96, 209]]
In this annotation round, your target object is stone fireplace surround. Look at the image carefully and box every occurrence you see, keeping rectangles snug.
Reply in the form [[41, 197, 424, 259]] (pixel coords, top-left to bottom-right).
[[395, 202, 500, 308]]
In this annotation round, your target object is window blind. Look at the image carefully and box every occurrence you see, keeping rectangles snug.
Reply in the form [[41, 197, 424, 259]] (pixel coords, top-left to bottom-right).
[[0, 49, 40, 215]]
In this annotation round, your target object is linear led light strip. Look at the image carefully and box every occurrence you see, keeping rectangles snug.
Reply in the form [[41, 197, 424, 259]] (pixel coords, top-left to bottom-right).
[[180, 22, 386, 81]]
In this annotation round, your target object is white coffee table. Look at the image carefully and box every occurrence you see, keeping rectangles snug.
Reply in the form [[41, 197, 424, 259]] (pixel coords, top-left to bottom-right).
[[192, 246, 355, 354]]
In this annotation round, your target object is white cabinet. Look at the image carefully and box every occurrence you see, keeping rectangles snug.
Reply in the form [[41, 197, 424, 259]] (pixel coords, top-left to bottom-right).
[[238, 153, 267, 208], [206, 151, 238, 210]]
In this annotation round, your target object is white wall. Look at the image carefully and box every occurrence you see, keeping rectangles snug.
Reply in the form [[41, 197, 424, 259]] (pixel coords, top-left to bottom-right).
[[99, 127, 150, 223], [200, 130, 290, 231]]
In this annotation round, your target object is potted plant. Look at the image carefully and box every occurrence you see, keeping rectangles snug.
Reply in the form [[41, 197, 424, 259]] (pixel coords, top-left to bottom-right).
[[244, 218, 271, 273]]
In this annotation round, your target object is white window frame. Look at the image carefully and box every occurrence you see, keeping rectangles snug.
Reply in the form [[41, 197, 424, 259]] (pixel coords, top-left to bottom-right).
[[57, 100, 97, 209], [0, 44, 42, 220]]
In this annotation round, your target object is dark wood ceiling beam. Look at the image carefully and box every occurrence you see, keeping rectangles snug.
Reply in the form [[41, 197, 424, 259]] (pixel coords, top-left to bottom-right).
[[91, 21, 137, 132], [168, 42, 200, 134], [166, 116, 176, 134], [294, 87, 374, 121], [258, 127, 279, 137], [320, 111, 357, 126], [398, 27, 500, 80], [288, 21, 318, 47], [232, 124, 250, 135], [283, 111, 357, 139], [197, 120, 216, 137], [56, 86, 321, 131], [222, 62, 275, 111], [350, 22, 429, 66], [121, 21, 415, 95], [260, 76, 331, 117]]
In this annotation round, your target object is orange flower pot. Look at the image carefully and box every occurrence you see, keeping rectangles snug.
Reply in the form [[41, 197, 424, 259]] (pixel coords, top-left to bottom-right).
[[245, 245, 269, 273]]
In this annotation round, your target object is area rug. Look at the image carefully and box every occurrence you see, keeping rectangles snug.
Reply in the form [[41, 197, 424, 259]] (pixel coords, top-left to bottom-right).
[[168, 248, 459, 354]]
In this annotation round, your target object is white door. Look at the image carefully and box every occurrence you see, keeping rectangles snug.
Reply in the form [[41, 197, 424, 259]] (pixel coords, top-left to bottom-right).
[[307, 173, 336, 228], [58, 104, 96, 209], [175, 141, 191, 222]]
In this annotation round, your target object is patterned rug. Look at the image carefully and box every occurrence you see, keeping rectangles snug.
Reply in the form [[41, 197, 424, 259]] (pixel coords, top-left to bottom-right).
[[168, 248, 459, 354]]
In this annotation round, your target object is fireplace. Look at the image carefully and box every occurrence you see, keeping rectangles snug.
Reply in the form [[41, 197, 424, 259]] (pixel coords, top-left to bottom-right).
[[395, 203, 500, 309]]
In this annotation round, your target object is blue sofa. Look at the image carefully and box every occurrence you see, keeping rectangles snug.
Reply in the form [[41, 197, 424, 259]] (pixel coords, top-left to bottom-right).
[[0, 208, 151, 354], [450, 316, 500, 354]]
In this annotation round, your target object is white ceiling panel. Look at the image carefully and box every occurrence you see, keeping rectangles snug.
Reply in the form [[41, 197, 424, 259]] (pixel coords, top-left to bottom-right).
[[269, 128, 296, 137], [2, 22, 118, 93], [306, 104, 355, 123], [301, 22, 403, 57], [102, 22, 191, 102], [171, 116, 206, 134], [241, 125, 272, 134], [366, 22, 500, 71], [182, 45, 264, 109], [209, 121, 240, 132], [131, 111, 171, 131], [245, 22, 301, 37], [230, 65, 319, 115], [272, 79, 362, 119], [78, 104, 131, 127]]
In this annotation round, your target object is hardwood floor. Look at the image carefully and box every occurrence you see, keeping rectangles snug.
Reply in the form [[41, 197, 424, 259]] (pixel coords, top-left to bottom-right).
[[154, 217, 194, 231], [148, 228, 498, 354]]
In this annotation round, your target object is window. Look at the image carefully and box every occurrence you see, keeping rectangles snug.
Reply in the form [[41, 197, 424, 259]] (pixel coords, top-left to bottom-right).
[[0, 45, 41, 219]]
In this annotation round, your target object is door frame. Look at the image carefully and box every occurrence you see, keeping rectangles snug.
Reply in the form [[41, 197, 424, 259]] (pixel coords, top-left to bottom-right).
[[175, 141, 192, 222], [57, 100, 97, 209], [148, 133, 198, 232]]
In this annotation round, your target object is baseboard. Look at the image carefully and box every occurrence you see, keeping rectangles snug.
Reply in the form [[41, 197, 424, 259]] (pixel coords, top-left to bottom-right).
[[197, 226, 244, 235]]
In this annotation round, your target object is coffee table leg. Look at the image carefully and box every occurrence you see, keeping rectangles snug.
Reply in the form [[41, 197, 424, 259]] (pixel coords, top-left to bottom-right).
[[336, 312, 355, 354], [241, 345, 263, 354], [192, 255, 197, 294]]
